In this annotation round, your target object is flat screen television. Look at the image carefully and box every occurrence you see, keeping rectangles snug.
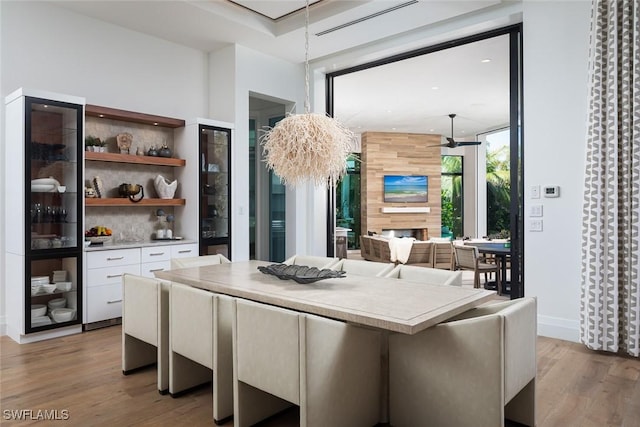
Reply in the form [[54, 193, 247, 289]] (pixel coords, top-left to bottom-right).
[[383, 175, 428, 203]]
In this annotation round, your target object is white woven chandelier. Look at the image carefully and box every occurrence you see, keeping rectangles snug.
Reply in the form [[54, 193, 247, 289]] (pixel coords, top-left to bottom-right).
[[260, 0, 354, 187]]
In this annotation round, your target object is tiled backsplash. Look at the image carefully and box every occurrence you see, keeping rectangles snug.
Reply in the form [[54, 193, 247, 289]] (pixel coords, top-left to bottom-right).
[[84, 117, 179, 241]]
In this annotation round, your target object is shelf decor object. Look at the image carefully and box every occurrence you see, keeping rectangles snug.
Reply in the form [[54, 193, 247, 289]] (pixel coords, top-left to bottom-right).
[[260, 0, 353, 187], [154, 174, 177, 199]]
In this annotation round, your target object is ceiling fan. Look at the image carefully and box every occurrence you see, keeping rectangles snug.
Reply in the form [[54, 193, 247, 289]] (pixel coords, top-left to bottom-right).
[[429, 114, 482, 149]]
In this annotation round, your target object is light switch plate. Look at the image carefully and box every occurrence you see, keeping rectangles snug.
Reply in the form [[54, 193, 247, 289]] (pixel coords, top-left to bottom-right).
[[531, 185, 540, 199], [529, 219, 543, 232], [530, 205, 543, 217]]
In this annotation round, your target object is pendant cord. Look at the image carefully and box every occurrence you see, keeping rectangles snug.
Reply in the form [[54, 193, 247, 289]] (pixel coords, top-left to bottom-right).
[[304, 0, 310, 114]]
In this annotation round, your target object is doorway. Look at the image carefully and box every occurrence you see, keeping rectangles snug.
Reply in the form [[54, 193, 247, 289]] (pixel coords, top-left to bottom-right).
[[249, 95, 289, 262], [326, 25, 524, 298]]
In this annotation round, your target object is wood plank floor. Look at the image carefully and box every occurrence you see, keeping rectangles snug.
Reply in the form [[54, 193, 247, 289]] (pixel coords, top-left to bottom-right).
[[1, 326, 639, 426]]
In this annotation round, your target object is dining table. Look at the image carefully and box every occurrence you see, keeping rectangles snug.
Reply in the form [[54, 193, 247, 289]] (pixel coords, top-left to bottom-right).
[[156, 259, 496, 423], [155, 259, 496, 335]]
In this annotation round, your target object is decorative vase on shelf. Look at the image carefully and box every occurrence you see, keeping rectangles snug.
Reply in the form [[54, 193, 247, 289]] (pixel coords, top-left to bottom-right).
[[154, 175, 177, 199], [158, 144, 172, 158], [147, 145, 159, 156]]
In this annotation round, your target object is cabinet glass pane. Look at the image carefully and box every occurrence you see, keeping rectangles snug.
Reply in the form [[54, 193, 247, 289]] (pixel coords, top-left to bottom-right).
[[28, 257, 79, 330], [200, 125, 231, 258], [28, 100, 80, 250]]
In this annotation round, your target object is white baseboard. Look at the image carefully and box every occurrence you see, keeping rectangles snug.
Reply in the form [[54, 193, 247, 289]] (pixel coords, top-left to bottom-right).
[[537, 314, 580, 343]]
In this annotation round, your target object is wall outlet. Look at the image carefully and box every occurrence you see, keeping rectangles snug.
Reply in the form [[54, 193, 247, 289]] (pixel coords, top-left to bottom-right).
[[529, 219, 543, 232]]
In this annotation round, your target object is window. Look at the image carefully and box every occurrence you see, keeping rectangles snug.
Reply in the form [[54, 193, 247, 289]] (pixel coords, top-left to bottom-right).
[[336, 154, 361, 249], [441, 155, 463, 238]]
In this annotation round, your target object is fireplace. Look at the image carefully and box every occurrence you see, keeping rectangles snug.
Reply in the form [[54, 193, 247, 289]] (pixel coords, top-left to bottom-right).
[[381, 228, 429, 241]]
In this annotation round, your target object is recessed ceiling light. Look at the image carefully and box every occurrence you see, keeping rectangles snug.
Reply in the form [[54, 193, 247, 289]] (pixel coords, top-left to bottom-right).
[[387, 110, 392, 113], [153, 122, 159, 126], [431, 86, 439, 90], [481, 58, 491, 63], [429, 129, 435, 132]]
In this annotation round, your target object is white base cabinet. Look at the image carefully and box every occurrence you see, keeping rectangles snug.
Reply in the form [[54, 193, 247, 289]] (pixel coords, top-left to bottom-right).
[[84, 242, 197, 325]]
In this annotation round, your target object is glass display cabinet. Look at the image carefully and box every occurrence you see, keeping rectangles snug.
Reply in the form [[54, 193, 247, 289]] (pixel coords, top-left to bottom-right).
[[199, 124, 231, 258], [4, 89, 84, 342]]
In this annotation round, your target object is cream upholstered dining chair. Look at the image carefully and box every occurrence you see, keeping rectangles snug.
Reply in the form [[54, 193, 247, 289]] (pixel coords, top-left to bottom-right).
[[283, 254, 339, 269], [122, 274, 170, 394], [170, 254, 230, 269], [389, 297, 537, 427], [169, 282, 234, 424], [384, 264, 463, 286], [454, 244, 501, 292], [330, 258, 395, 277], [232, 299, 381, 427]]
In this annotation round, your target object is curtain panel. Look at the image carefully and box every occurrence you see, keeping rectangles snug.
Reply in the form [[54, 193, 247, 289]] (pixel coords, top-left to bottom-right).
[[580, 0, 640, 357]]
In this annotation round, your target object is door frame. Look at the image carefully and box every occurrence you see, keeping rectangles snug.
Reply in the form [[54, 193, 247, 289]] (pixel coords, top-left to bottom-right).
[[325, 24, 525, 297]]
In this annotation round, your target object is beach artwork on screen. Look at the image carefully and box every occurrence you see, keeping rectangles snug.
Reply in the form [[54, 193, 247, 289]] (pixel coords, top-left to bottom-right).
[[383, 175, 428, 203]]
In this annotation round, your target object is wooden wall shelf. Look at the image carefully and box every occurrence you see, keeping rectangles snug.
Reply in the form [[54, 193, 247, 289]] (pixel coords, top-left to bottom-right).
[[85, 151, 185, 167], [85, 198, 185, 207], [85, 104, 185, 128]]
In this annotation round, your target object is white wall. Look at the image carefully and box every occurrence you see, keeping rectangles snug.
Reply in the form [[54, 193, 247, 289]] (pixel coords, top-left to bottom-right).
[[0, 0, 594, 343], [309, 0, 592, 342], [522, 1, 591, 341], [0, 1, 208, 333]]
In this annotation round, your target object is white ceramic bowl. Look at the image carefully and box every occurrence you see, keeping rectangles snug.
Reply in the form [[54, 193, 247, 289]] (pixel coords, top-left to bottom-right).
[[55, 282, 72, 292], [31, 304, 47, 317], [41, 284, 57, 294], [48, 298, 66, 309], [50, 308, 75, 323], [31, 285, 42, 296]]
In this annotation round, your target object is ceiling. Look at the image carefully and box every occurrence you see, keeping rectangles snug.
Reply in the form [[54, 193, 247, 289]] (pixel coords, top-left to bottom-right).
[[52, 0, 519, 137]]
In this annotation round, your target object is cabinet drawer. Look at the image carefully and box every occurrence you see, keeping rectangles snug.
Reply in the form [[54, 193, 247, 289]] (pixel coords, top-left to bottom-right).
[[87, 248, 140, 269], [87, 283, 122, 323], [87, 264, 141, 287], [171, 243, 199, 259], [141, 260, 171, 278], [142, 246, 171, 263]]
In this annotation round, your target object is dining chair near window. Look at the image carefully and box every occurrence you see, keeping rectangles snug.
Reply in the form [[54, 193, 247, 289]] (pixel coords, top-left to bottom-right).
[[453, 245, 501, 292], [170, 254, 230, 269], [389, 297, 537, 427], [283, 254, 339, 269], [330, 258, 395, 277]]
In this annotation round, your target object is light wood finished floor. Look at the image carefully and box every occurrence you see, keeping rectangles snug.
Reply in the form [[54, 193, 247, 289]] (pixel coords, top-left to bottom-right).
[[1, 326, 638, 426]]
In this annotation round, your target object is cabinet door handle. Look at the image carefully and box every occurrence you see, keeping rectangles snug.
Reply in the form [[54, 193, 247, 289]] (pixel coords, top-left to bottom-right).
[[106, 274, 123, 278], [149, 252, 165, 256], [178, 250, 192, 254], [107, 256, 124, 261], [149, 268, 165, 272], [107, 299, 122, 304]]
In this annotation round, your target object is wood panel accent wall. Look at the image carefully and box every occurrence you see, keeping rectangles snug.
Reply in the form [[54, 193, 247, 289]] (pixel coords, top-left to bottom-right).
[[361, 132, 442, 239]]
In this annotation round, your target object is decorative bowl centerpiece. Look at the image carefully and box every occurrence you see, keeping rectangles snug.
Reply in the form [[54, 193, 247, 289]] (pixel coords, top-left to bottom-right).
[[257, 264, 346, 284]]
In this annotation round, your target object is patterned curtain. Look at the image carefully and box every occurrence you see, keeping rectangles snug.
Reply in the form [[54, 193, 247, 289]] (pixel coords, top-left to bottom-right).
[[580, 0, 640, 357]]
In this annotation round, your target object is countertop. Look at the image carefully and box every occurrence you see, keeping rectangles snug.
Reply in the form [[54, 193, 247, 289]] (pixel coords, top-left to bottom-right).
[[84, 239, 197, 252]]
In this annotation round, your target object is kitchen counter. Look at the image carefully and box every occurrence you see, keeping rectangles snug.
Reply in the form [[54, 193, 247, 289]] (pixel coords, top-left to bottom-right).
[[84, 239, 197, 252]]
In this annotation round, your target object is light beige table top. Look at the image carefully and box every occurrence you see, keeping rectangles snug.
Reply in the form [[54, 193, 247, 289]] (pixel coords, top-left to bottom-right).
[[156, 260, 496, 335]]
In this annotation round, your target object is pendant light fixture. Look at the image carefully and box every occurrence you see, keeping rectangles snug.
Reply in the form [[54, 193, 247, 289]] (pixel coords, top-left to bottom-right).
[[260, 0, 354, 187]]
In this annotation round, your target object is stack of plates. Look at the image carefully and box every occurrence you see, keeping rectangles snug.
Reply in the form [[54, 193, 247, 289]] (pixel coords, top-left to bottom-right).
[[31, 276, 50, 295], [52, 270, 67, 282], [32, 316, 52, 327]]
